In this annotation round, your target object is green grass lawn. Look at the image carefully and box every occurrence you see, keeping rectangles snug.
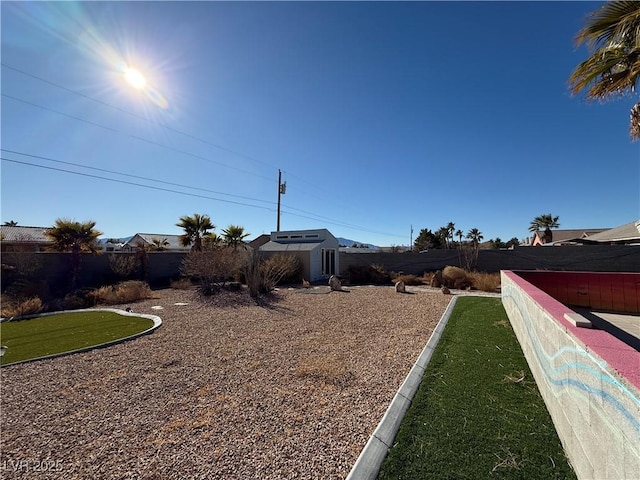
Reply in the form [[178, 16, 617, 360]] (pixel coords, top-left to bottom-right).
[[0, 311, 155, 366], [377, 296, 576, 480]]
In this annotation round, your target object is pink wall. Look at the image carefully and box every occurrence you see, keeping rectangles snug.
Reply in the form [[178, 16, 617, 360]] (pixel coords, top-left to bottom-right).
[[514, 271, 640, 314]]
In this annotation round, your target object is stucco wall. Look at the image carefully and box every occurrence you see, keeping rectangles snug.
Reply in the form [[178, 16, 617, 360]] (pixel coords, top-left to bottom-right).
[[501, 271, 640, 480]]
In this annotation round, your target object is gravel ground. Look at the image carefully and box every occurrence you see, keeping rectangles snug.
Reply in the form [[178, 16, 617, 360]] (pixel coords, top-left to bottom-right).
[[1, 285, 453, 479]]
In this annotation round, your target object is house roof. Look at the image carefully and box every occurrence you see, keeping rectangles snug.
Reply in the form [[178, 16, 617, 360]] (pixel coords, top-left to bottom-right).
[[125, 233, 191, 251], [583, 220, 640, 243], [260, 241, 323, 252], [531, 228, 608, 246], [0, 226, 51, 243]]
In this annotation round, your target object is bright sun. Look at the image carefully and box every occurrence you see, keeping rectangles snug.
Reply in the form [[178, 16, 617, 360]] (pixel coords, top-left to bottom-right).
[[124, 67, 147, 90]]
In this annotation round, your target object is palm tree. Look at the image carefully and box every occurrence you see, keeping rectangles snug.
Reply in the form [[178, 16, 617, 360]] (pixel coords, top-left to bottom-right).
[[3, 220, 18, 226], [148, 237, 170, 251], [446, 222, 455, 248], [221, 225, 250, 250], [176, 213, 215, 252], [45, 218, 102, 290], [455, 229, 464, 245], [466, 228, 484, 250], [528, 214, 560, 244], [436, 226, 450, 249], [568, 1, 640, 140]]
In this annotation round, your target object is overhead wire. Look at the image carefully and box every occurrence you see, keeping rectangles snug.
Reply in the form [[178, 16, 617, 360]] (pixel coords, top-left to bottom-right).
[[2, 64, 406, 239], [2, 63, 363, 206], [1, 153, 402, 237]]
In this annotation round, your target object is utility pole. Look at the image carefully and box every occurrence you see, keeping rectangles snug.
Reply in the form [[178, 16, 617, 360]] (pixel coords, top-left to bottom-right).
[[277, 169, 286, 231], [410, 225, 414, 251]]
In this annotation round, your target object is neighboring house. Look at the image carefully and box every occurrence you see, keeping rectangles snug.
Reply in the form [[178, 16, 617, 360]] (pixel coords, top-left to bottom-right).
[[259, 229, 339, 282], [121, 233, 191, 252], [248, 234, 271, 250], [0, 226, 51, 252], [530, 228, 607, 246], [579, 220, 640, 245]]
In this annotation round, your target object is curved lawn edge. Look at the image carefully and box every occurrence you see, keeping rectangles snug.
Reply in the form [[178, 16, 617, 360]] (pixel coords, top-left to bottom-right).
[[346, 295, 459, 480], [0, 308, 162, 367]]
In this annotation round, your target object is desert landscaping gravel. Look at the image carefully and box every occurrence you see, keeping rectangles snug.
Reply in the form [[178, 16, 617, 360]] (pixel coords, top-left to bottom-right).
[[1, 285, 453, 479]]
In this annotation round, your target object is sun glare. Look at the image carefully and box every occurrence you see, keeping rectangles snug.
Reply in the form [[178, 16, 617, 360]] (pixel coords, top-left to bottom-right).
[[124, 67, 147, 90]]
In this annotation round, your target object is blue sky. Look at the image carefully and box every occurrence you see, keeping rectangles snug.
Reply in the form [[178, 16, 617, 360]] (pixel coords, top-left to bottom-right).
[[2, 1, 638, 246]]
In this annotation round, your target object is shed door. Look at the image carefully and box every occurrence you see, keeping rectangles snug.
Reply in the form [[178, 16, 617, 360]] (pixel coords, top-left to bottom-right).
[[322, 248, 336, 276]]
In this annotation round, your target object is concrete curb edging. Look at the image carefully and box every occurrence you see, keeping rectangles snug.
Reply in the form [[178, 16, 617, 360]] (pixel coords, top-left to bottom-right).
[[346, 296, 459, 480], [1, 308, 162, 367]]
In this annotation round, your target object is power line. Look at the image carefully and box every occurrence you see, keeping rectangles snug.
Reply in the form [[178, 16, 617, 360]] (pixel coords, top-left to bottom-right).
[[1, 157, 274, 211], [1, 155, 405, 238], [2, 65, 404, 238], [1, 148, 390, 233], [1, 149, 275, 206], [2, 93, 274, 182], [1, 63, 276, 171], [2, 63, 369, 209]]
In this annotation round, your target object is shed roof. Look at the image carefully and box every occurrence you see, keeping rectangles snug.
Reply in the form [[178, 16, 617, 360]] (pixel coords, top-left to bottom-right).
[[260, 241, 322, 252]]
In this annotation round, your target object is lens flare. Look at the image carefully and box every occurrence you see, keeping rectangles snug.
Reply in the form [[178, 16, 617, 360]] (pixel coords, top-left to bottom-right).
[[124, 67, 146, 89]]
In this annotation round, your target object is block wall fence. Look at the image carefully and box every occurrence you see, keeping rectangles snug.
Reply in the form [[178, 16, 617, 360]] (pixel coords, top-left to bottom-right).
[[501, 270, 639, 480], [1, 246, 639, 293]]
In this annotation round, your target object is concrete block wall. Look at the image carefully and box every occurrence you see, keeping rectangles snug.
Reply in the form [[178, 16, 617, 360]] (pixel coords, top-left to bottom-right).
[[501, 271, 640, 480]]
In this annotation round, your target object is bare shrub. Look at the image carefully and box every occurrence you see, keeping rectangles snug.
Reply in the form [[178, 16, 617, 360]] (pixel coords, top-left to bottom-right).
[[442, 266, 472, 289], [109, 254, 139, 279], [182, 247, 246, 295], [468, 271, 501, 292], [390, 273, 425, 286], [170, 278, 193, 290], [87, 281, 152, 305], [244, 251, 301, 298], [1, 296, 44, 318], [457, 244, 478, 271]]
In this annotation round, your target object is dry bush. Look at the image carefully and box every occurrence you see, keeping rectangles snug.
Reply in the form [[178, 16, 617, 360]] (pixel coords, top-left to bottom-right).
[[443, 266, 472, 289], [468, 271, 501, 292], [170, 278, 193, 290], [182, 247, 246, 295], [87, 281, 152, 305], [390, 273, 425, 286], [244, 251, 301, 297], [1, 296, 44, 318], [294, 354, 356, 389], [109, 254, 139, 279]]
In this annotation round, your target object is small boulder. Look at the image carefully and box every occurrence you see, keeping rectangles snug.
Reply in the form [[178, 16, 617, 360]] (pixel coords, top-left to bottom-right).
[[430, 270, 443, 288], [395, 280, 406, 293], [441, 286, 450, 295]]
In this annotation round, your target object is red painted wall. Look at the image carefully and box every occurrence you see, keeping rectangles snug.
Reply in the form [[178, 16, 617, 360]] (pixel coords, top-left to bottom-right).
[[515, 271, 640, 313]]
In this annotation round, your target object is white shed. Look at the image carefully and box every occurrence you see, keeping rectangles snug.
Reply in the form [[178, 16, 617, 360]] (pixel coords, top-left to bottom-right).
[[258, 229, 339, 282]]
